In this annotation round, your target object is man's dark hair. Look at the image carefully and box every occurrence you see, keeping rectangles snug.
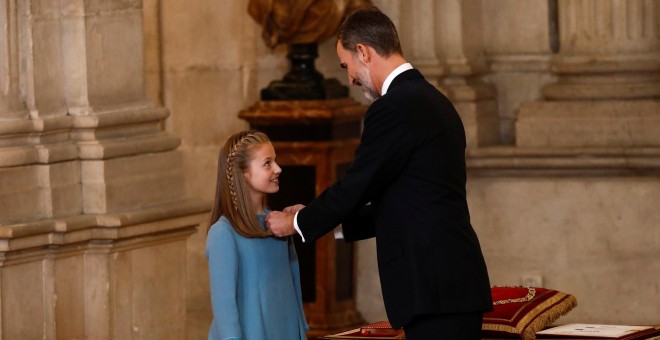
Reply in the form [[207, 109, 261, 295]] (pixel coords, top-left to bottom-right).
[[337, 7, 403, 57]]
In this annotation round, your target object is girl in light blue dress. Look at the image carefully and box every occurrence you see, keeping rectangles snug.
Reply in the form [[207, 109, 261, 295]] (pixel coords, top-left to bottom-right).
[[206, 130, 308, 340]]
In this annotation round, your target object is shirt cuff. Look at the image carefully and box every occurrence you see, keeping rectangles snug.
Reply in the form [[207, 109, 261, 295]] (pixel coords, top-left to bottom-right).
[[334, 225, 344, 239], [293, 211, 306, 243]]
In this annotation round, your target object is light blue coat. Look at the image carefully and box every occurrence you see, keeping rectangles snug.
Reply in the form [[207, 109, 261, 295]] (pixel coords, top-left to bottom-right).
[[206, 213, 308, 340]]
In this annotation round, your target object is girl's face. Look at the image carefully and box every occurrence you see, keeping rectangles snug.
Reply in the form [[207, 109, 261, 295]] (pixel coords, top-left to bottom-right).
[[243, 142, 282, 197]]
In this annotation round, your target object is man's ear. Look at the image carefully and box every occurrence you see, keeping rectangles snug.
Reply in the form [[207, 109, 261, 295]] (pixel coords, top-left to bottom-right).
[[356, 44, 371, 64]]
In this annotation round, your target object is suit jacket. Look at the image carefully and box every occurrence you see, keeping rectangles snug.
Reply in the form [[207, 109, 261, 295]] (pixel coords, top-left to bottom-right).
[[298, 69, 493, 328]]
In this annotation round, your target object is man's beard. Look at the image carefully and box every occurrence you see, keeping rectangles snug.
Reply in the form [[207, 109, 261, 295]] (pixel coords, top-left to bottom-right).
[[356, 67, 380, 102]]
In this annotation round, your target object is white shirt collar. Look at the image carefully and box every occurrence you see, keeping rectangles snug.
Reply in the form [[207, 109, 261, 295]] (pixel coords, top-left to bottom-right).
[[381, 63, 413, 96]]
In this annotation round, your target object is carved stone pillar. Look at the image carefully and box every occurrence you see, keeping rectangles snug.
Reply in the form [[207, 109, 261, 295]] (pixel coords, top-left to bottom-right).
[[464, 0, 660, 326], [400, 0, 500, 148], [517, 0, 660, 147], [0, 1, 207, 339]]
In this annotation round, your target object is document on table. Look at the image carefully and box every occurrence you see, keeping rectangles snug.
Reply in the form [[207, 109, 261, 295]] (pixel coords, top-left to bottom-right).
[[536, 324, 654, 337]]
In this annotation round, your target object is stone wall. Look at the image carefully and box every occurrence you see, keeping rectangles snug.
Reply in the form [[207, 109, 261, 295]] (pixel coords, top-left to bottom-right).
[[0, 0, 207, 339]]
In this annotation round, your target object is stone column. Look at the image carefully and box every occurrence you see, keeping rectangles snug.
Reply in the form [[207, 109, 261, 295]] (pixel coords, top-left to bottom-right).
[[517, 0, 660, 147], [449, 0, 660, 326], [397, 0, 444, 85], [0, 1, 208, 339], [399, 0, 500, 147]]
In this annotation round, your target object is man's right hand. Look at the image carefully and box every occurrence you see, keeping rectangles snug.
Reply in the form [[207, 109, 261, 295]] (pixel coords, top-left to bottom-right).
[[265, 211, 296, 237]]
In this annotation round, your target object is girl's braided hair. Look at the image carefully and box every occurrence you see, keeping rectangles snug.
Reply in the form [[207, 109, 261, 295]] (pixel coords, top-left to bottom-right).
[[209, 130, 272, 238]]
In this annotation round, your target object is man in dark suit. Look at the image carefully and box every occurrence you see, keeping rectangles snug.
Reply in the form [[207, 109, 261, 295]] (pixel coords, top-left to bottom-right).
[[266, 7, 492, 339]]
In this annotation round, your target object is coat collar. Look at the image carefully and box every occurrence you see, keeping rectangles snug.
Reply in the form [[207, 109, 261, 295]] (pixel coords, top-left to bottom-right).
[[386, 69, 424, 93]]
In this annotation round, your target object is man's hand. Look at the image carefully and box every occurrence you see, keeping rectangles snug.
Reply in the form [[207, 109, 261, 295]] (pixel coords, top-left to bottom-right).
[[265, 211, 296, 237]]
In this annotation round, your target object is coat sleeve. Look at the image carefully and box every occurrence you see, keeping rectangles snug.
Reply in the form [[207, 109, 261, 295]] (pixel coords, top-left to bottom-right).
[[206, 221, 242, 339], [298, 99, 414, 242], [342, 204, 376, 242]]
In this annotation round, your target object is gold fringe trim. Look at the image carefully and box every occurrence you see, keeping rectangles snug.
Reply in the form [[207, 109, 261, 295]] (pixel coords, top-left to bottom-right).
[[483, 292, 578, 340]]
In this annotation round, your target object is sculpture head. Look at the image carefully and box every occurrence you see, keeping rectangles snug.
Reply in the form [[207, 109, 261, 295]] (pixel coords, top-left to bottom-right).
[[248, 0, 373, 48]]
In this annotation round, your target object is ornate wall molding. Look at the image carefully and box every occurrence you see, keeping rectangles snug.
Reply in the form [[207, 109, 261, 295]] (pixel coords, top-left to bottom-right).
[[0, 1, 209, 338], [516, 0, 660, 148]]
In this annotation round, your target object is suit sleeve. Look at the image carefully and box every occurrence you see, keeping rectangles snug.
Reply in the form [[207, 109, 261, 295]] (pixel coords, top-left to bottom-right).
[[206, 222, 242, 339], [298, 100, 413, 242], [342, 204, 376, 242]]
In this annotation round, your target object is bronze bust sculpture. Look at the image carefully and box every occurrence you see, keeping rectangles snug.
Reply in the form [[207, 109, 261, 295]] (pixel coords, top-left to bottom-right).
[[247, 0, 373, 100], [248, 0, 373, 48]]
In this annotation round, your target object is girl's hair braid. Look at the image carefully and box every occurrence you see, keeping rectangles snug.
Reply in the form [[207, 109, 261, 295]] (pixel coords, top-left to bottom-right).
[[209, 130, 273, 238], [226, 132, 253, 211]]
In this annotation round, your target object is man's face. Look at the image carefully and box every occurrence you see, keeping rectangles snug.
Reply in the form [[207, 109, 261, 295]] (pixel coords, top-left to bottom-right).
[[336, 41, 380, 101]]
